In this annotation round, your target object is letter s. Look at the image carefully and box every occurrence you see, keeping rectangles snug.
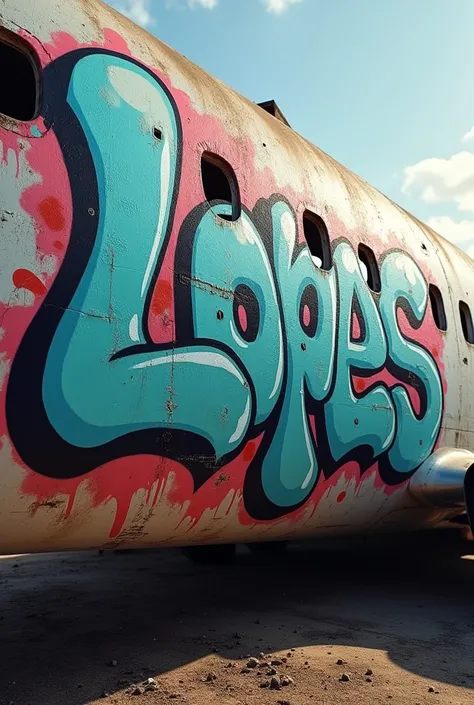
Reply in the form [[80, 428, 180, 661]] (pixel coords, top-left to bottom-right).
[[379, 252, 443, 482]]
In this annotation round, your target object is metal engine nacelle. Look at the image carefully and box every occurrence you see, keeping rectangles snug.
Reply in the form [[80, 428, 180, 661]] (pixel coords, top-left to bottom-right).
[[409, 447, 474, 532]]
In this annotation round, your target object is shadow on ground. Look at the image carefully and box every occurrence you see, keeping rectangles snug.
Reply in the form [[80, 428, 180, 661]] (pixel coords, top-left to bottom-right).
[[0, 530, 473, 704]]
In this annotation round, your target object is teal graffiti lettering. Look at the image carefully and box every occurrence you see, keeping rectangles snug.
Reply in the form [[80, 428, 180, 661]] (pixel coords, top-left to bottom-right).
[[379, 252, 443, 475], [324, 242, 395, 465], [43, 54, 251, 459], [7, 50, 444, 522]]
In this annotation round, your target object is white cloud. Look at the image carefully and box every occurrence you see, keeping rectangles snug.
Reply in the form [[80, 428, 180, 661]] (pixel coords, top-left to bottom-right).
[[402, 133, 474, 258], [463, 126, 474, 142], [263, 0, 304, 12], [169, 0, 306, 11], [402, 151, 474, 213], [111, 0, 305, 19], [188, 0, 218, 7], [114, 0, 154, 26], [165, 0, 218, 8], [111, 0, 219, 26], [427, 215, 474, 248]]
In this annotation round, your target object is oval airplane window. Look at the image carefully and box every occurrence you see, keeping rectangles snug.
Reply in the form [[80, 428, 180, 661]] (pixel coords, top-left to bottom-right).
[[459, 301, 474, 344], [358, 244, 381, 293], [358, 258, 369, 283], [201, 153, 241, 222], [0, 31, 40, 121], [429, 284, 447, 332], [302, 211, 332, 270]]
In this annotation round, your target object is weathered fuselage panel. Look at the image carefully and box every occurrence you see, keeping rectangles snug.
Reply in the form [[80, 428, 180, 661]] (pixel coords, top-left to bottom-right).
[[0, 0, 472, 554]]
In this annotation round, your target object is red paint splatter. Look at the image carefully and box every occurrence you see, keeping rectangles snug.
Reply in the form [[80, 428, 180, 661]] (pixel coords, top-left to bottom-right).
[[151, 280, 173, 316], [88, 456, 190, 538], [353, 378, 367, 393], [12, 269, 46, 297], [337, 491, 347, 503], [309, 415, 317, 444], [238, 304, 248, 333], [243, 441, 257, 462], [303, 304, 311, 328], [352, 368, 421, 416], [53, 239, 65, 250], [38, 196, 65, 231], [21, 455, 188, 539], [65, 492, 76, 519], [351, 311, 361, 339]]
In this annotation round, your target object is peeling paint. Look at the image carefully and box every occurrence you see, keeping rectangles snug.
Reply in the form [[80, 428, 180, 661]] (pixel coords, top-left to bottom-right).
[[0, 139, 41, 304], [179, 273, 236, 300], [0, 353, 9, 392]]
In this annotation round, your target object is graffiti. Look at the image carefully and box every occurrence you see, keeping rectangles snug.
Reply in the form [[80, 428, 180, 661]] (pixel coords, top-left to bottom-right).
[[6, 50, 444, 520]]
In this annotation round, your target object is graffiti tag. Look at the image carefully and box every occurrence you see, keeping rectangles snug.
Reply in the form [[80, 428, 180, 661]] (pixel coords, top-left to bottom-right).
[[6, 51, 443, 520]]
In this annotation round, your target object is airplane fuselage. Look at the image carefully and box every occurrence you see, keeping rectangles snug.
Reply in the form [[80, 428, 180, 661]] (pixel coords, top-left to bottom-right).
[[0, 0, 473, 554]]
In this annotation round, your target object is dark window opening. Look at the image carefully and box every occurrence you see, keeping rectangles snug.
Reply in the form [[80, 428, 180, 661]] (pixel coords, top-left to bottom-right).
[[459, 301, 474, 344], [302, 211, 332, 270], [429, 284, 447, 331], [358, 244, 381, 293], [201, 153, 241, 222], [0, 33, 39, 121], [153, 127, 162, 140]]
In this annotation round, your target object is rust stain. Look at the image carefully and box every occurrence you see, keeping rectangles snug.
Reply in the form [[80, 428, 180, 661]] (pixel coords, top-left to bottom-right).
[[178, 274, 258, 303], [165, 399, 178, 415], [214, 473, 228, 486], [178, 273, 234, 300], [36, 499, 65, 509], [28, 497, 66, 518]]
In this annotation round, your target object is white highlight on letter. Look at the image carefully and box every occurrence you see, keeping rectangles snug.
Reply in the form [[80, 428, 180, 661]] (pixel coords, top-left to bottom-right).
[[229, 398, 251, 444], [129, 313, 140, 342]]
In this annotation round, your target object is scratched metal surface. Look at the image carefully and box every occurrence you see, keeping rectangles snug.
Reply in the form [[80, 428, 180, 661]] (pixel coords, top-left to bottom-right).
[[0, 0, 471, 553]]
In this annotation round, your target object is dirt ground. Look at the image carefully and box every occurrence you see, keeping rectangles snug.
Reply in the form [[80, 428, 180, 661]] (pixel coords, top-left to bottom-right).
[[0, 531, 473, 705]]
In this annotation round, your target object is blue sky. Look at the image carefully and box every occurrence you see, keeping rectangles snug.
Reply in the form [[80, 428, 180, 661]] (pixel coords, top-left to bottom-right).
[[108, 0, 474, 256]]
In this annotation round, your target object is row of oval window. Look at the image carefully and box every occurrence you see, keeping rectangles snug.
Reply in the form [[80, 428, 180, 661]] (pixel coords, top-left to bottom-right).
[[2, 34, 472, 350], [201, 152, 474, 346]]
